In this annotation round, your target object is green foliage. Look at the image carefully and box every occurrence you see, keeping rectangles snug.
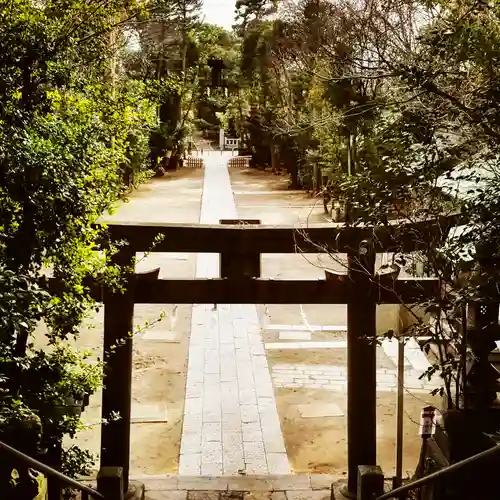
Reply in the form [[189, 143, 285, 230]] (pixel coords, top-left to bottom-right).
[[316, 0, 500, 415], [0, 0, 162, 489], [61, 445, 96, 478], [234, 0, 278, 33], [193, 24, 241, 135], [129, 0, 205, 162]]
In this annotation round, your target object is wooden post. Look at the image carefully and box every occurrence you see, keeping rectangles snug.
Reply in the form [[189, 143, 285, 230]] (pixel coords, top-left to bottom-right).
[[395, 336, 405, 495], [46, 441, 62, 500], [466, 241, 500, 413], [100, 246, 135, 493], [357, 465, 384, 500], [219, 219, 261, 278], [97, 466, 124, 500], [345, 240, 377, 497], [465, 301, 500, 410]]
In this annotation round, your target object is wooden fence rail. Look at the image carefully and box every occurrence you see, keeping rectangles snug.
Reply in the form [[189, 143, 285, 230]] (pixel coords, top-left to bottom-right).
[[228, 156, 251, 168], [182, 157, 204, 168]]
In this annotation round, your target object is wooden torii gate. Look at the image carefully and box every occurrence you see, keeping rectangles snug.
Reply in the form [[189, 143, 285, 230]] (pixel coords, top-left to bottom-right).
[[91, 217, 454, 497]]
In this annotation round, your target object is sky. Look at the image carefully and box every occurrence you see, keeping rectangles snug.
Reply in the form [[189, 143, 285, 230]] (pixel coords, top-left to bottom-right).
[[201, 0, 236, 30]]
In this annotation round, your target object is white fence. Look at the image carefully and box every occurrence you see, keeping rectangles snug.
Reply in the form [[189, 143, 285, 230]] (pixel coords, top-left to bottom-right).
[[224, 137, 240, 149], [228, 156, 251, 168]]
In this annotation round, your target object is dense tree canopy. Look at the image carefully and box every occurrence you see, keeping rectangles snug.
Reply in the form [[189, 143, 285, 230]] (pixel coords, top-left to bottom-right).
[[0, 0, 218, 491], [226, 0, 500, 204], [0, 0, 159, 485]]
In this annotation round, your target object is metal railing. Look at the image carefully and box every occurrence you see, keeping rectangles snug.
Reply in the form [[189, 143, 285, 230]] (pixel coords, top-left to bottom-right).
[[0, 439, 104, 499], [377, 442, 500, 500]]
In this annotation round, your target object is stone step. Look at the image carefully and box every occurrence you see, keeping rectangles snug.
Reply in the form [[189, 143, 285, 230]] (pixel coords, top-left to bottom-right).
[[79, 474, 400, 499], [133, 474, 342, 492], [138, 475, 343, 500], [79, 475, 344, 500]]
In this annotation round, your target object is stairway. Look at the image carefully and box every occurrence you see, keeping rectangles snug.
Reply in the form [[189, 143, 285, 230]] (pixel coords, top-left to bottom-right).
[[139, 474, 341, 500]]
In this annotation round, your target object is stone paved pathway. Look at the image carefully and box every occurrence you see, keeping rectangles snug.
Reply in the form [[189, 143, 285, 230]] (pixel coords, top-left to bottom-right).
[[179, 154, 290, 476], [272, 363, 437, 394]]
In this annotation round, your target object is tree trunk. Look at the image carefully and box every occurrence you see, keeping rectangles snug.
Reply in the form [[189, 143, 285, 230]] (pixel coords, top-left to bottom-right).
[[270, 143, 279, 172], [286, 147, 299, 189]]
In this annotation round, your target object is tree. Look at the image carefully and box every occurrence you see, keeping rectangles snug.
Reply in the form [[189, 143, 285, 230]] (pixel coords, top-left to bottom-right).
[[233, 2, 343, 187], [234, 0, 278, 33], [0, 0, 160, 493], [128, 0, 203, 169], [193, 25, 241, 139], [321, 1, 500, 493]]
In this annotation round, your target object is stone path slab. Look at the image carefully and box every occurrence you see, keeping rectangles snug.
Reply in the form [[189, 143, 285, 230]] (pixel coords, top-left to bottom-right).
[[272, 363, 438, 394], [131, 403, 169, 423], [296, 404, 344, 418], [265, 325, 346, 332], [381, 338, 431, 372], [264, 341, 347, 350], [180, 154, 289, 476], [141, 331, 180, 342], [278, 332, 312, 341], [82, 474, 349, 500]]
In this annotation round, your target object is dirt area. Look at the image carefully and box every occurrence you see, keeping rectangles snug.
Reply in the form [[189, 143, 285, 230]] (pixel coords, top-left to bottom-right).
[[229, 166, 439, 478], [266, 341, 439, 477], [229, 167, 327, 226], [276, 388, 438, 477], [68, 168, 204, 474]]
